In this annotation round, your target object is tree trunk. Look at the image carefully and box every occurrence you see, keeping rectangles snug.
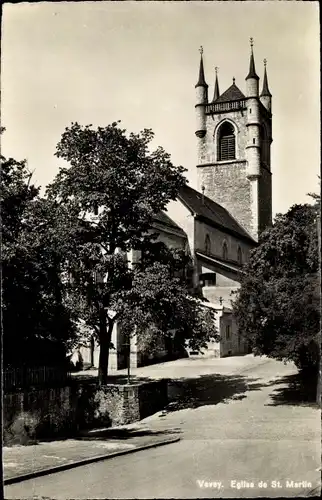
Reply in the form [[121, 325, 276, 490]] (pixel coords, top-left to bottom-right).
[[98, 308, 113, 386], [90, 335, 94, 367], [98, 232, 116, 386]]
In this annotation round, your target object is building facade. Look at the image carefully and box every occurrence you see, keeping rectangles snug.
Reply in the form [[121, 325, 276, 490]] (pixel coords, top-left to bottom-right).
[[76, 40, 273, 369], [195, 42, 272, 241], [167, 39, 273, 358]]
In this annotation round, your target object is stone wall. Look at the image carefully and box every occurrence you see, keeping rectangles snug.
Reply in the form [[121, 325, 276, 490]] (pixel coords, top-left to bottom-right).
[[77, 380, 167, 426], [77, 383, 140, 427], [198, 110, 248, 165], [196, 107, 249, 227], [4, 386, 76, 445], [198, 161, 253, 237], [3, 379, 168, 445]]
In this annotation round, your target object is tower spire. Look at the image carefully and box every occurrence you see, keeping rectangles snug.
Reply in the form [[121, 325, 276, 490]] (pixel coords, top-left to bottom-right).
[[212, 66, 220, 102], [246, 37, 259, 81], [260, 59, 272, 97], [260, 59, 272, 112], [195, 46, 208, 88], [195, 46, 208, 137]]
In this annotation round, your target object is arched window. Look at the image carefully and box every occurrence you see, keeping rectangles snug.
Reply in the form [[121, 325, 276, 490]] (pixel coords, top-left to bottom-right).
[[217, 122, 236, 161], [222, 241, 228, 260], [237, 246, 242, 265], [205, 234, 211, 255]]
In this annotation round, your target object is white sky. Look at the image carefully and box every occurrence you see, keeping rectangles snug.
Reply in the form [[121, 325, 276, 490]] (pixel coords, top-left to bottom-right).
[[1, 1, 320, 216]]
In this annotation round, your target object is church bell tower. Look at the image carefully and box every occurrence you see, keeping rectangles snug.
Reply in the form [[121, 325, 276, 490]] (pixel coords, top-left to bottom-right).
[[195, 40, 273, 241]]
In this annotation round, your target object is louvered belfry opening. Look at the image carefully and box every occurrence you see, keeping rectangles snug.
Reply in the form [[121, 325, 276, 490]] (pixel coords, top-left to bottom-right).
[[218, 122, 236, 161]]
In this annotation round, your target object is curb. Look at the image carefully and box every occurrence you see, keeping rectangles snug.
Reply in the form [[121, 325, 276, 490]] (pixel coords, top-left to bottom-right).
[[4, 436, 180, 486]]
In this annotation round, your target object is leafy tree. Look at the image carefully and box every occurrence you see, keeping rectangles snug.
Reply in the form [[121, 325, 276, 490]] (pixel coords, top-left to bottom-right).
[[120, 245, 219, 362], [46, 122, 187, 384], [1, 149, 76, 367], [233, 203, 320, 375]]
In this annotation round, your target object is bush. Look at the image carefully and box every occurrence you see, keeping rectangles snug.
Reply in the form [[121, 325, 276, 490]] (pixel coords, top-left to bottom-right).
[[6, 412, 39, 446]]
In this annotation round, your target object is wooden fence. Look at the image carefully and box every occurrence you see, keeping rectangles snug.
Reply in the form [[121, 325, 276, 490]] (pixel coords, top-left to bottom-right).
[[4, 366, 71, 392]]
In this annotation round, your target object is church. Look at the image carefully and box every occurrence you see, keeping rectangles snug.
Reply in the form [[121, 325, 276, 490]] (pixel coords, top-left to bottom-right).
[[79, 40, 273, 370]]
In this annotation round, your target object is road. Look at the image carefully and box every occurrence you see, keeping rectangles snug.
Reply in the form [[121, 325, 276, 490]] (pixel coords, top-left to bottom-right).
[[5, 355, 321, 499]]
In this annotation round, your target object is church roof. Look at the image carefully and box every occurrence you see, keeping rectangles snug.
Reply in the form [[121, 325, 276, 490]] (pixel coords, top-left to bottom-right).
[[178, 184, 255, 243], [153, 211, 187, 236], [195, 53, 208, 88], [246, 50, 259, 81], [212, 71, 220, 102], [213, 83, 246, 103]]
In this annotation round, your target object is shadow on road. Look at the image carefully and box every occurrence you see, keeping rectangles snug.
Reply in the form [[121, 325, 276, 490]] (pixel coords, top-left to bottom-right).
[[73, 372, 268, 414], [76, 427, 182, 441], [266, 372, 318, 408], [73, 368, 319, 414], [164, 374, 264, 412]]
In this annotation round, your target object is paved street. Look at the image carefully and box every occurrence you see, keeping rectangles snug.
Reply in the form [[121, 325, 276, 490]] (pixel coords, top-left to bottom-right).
[[5, 355, 321, 499]]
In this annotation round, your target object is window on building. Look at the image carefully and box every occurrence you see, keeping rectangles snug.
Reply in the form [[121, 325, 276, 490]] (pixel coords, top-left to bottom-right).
[[226, 325, 231, 340], [217, 122, 236, 161], [222, 241, 228, 260], [237, 246, 242, 265], [205, 234, 211, 255]]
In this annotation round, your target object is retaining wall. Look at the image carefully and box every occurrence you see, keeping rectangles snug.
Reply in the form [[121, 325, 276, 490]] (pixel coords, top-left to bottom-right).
[[4, 379, 168, 445]]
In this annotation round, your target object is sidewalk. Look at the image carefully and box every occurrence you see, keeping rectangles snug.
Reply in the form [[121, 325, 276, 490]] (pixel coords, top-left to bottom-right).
[[3, 425, 181, 484]]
